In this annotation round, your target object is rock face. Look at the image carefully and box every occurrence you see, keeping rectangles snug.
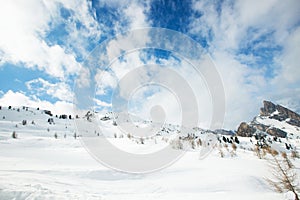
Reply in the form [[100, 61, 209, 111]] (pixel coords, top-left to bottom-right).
[[260, 101, 276, 116], [251, 122, 269, 132], [260, 100, 300, 127], [266, 127, 287, 138], [236, 100, 300, 138], [236, 122, 256, 137], [214, 129, 235, 135]]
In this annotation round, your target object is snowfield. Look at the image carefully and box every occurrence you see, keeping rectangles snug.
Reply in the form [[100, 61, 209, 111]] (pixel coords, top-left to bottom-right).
[[0, 107, 299, 199]]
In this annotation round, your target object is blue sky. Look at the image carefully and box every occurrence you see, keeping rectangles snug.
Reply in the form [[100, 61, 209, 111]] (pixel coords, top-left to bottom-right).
[[0, 0, 299, 129]]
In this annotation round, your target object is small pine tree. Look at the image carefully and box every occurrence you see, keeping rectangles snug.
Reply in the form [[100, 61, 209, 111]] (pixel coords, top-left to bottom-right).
[[140, 137, 144, 144], [12, 131, 17, 139], [234, 136, 240, 144], [54, 133, 58, 139], [22, 120, 27, 126]]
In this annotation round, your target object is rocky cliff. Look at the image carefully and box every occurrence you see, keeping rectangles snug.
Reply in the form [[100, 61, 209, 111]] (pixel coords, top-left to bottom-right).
[[236, 100, 300, 138]]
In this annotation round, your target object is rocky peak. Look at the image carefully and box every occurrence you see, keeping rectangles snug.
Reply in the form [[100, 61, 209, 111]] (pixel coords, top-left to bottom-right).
[[260, 100, 276, 116], [260, 100, 300, 127], [237, 100, 300, 138]]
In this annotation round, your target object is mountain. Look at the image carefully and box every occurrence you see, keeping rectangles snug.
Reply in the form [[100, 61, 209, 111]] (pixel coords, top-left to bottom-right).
[[237, 100, 300, 138]]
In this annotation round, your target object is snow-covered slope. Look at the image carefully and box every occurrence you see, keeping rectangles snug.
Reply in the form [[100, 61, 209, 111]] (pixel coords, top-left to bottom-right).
[[0, 104, 299, 200]]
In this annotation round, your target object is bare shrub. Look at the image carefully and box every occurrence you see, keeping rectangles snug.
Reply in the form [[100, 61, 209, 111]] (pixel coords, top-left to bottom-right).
[[232, 143, 237, 151], [230, 143, 238, 157], [266, 153, 299, 199], [170, 138, 183, 150], [291, 151, 300, 159], [218, 145, 224, 158], [190, 140, 196, 149], [196, 138, 202, 147], [254, 145, 263, 159]]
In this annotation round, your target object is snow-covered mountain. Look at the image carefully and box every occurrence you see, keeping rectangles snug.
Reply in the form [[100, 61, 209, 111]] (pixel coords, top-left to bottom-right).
[[237, 100, 300, 138], [0, 101, 299, 200]]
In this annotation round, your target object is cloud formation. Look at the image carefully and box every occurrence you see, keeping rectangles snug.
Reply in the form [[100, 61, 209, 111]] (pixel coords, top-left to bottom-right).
[[0, 0, 299, 129]]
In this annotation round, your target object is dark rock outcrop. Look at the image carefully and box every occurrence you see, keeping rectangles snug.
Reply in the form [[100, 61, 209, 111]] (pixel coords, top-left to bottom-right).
[[287, 118, 300, 127], [236, 122, 256, 137], [214, 129, 235, 135], [260, 101, 276, 116], [266, 127, 287, 138], [251, 122, 269, 132]]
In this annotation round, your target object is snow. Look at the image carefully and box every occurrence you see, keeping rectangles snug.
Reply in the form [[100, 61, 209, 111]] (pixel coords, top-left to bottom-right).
[[0, 107, 299, 199]]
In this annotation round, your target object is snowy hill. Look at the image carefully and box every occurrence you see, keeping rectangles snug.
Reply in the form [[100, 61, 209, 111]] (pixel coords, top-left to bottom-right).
[[0, 102, 300, 200]]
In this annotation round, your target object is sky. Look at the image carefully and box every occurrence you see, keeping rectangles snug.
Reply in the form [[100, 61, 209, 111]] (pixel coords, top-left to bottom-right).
[[0, 0, 299, 129]]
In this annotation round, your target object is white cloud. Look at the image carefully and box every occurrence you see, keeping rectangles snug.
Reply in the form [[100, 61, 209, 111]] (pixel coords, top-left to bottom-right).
[[0, 90, 75, 115], [76, 66, 91, 88], [188, 0, 300, 129], [26, 78, 74, 102], [105, 51, 215, 128], [274, 27, 300, 83], [124, 1, 150, 30], [190, 0, 300, 50], [94, 69, 117, 95], [0, 0, 100, 80], [93, 98, 112, 107]]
